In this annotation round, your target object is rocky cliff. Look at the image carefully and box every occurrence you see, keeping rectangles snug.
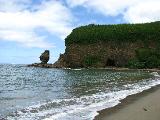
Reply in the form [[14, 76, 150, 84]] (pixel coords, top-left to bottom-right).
[[53, 42, 156, 68], [53, 21, 160, 68]]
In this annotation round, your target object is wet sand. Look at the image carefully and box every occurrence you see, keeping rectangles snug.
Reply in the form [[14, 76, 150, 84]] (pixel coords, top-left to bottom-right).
[[94, 85, 160, 120]]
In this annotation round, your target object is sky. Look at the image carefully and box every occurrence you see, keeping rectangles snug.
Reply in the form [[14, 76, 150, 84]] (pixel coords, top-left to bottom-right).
[[0, 0, 160, 64]]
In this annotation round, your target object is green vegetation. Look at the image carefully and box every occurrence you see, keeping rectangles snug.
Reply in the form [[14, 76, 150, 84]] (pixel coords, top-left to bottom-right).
[[127, 59, 146, 69], [84, 55, 100, 67], [127, 48, 160, 69], [65, 21, 160, 46]]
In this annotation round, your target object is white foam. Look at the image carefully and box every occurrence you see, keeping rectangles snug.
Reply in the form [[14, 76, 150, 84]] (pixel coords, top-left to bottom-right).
[[71, 69, 83, 71], [151, 72, 160, 77], [43, 72, 160, 120], [7, 72, 160, 120]]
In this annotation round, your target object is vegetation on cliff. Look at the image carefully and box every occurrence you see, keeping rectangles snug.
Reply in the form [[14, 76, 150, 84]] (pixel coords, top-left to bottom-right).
[[65, 21, 160, 46], [128, 48, 160, 69]]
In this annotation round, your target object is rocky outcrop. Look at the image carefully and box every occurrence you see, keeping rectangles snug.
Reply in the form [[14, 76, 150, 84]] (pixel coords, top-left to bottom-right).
[[53, 54, 68, 68], [28, 50, 52, 68], [28, 63, 53, 68], [40, 50, 50, 64]]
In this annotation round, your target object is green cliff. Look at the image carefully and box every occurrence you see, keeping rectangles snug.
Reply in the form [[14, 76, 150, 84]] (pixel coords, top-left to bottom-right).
[[54, 21, 160, 69]]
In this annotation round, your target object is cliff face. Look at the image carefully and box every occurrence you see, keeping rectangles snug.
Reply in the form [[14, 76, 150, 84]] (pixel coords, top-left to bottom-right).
[[53, 22, 160, 68], [53, 41, 155, 68]]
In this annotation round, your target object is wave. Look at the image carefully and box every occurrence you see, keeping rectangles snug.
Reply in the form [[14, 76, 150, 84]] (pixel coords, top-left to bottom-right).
[[150, 72, 160, 77], [71, 69, 83, 71], [6, 72, 160, 120]]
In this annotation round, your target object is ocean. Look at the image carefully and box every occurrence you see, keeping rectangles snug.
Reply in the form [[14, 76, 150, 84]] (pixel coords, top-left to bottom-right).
[[0, 64, 160, 120]]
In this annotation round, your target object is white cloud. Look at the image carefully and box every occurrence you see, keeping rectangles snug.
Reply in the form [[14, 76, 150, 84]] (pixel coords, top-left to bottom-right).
[[67, 0, 132, 16], [124, 0, 160, 23], [0, 0, 73, 48], [66, 0, 160, 23], [0, 30, 52, 48]]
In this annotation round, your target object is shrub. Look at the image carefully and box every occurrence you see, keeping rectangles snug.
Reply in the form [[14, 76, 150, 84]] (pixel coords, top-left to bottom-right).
[[145, 56, 160, 68], [135, 48, 154, 62], [128, 48, 160, 68], [127, 59, 145, 69]]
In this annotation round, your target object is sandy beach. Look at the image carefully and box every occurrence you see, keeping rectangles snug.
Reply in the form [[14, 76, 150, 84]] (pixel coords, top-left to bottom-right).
[[95, 85, 160, 120]]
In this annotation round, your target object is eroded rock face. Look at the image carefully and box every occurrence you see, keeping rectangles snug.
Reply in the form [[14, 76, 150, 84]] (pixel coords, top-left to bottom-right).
[[53, 54, 68, 68], [53, 41, 147, 68], [40, 50, 50, 64]]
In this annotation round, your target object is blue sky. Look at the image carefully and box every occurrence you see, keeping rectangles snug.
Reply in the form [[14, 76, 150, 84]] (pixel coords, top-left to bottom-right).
[[0, 0, 160, 64]]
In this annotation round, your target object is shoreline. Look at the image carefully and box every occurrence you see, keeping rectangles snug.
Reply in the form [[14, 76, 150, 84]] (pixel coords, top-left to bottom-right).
[[27, 64, 160, 72], [94, 85, 160, 120]]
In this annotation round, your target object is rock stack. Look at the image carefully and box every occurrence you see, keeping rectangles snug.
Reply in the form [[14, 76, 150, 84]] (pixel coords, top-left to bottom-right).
[[28, 50, 53, 68], [40, 50, 50, 64]]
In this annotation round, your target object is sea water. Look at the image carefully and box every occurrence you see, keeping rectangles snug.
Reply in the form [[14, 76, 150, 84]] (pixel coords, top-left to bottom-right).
[[0, 64, 160, 120]]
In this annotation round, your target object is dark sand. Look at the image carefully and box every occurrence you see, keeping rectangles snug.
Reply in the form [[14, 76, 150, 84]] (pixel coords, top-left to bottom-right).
[[94, 86, 160, 120]]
